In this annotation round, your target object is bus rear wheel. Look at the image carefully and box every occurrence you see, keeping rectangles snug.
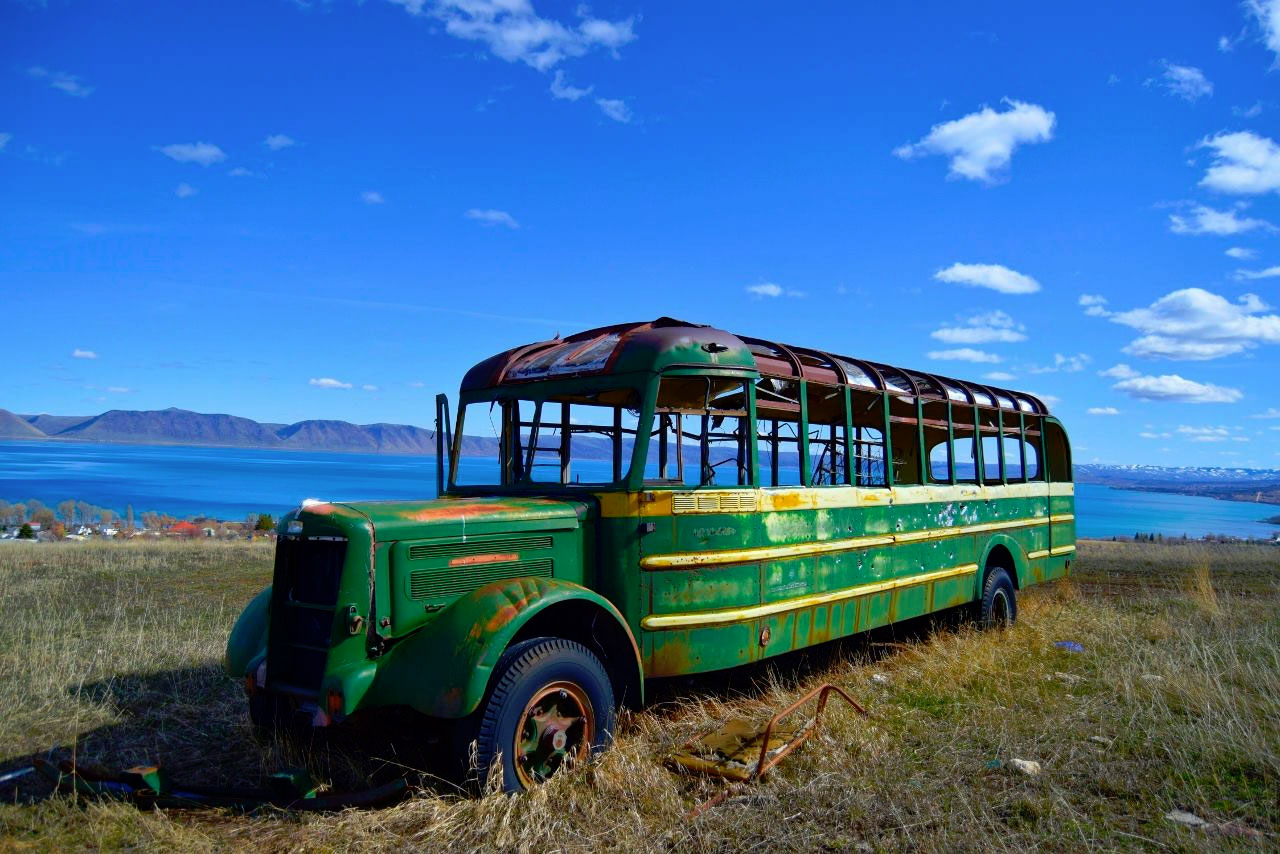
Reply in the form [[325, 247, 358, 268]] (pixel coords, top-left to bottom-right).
[[473, 637, 615, 793], [977, 567, 1017, 628]]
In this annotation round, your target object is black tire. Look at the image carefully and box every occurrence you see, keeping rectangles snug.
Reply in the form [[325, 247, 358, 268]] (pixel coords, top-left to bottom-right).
[[977, 567, 1017, 628], [473, 637, 615, 793]]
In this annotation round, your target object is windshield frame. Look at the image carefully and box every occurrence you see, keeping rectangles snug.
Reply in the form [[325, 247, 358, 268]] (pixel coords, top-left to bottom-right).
[[449, 374, 649, 494]]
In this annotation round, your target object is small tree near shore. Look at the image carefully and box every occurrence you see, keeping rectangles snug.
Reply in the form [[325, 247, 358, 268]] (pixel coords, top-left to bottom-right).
[[255, 513, 275, 532], [16, 523, 34, 540]]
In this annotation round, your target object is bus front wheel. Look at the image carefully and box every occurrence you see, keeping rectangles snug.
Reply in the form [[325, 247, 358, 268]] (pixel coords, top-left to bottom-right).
[[977, 567, 1017, 628], [473, 637, 615, 793]]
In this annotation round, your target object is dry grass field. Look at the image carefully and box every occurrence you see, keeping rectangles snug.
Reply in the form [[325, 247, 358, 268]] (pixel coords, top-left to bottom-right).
[[0, 539, 1277, 852]]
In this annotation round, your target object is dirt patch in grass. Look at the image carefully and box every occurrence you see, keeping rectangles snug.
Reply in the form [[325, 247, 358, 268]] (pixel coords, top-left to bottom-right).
[[0, 540, 1276, 851]]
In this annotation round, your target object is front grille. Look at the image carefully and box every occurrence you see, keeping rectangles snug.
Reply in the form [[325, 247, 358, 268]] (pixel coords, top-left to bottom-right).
[[279, 536, 347, 606], [407, 535, 553, 561], [410, 558, 553, 600], [267, 535, 349, 694]]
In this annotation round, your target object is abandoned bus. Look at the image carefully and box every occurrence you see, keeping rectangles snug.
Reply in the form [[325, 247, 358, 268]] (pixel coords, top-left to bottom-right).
[[226, 318, 1074, 791]]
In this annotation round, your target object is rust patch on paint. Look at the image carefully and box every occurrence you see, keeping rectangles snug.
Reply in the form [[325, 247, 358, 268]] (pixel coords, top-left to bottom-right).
[[768, 492, 808, 512], [449, 552, 519, 567]]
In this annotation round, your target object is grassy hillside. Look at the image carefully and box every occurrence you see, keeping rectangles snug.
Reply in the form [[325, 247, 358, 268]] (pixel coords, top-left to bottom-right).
[[0, 540, 1276, 851]]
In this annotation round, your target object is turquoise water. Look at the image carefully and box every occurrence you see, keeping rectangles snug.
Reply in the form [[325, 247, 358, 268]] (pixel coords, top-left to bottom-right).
[[0, 440, 1275, 540]]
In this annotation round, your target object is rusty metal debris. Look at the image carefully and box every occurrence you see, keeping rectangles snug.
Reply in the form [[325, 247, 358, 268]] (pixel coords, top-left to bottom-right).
[[665, 683, 869, 818]]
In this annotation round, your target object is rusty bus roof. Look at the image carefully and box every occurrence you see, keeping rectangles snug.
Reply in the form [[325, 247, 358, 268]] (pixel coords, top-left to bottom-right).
[[460, 317, 1051, 415]]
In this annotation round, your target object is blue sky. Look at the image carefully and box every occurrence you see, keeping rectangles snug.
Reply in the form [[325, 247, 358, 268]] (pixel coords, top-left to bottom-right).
[[3, 0, 1280, 467]]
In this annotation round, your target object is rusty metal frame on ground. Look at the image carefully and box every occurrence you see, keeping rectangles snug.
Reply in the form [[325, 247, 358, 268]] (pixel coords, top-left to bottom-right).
[[666, 683, 869, 818]]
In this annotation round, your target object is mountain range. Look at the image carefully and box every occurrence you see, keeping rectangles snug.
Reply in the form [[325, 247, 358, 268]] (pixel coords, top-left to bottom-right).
[[0, 407, 457, 454]]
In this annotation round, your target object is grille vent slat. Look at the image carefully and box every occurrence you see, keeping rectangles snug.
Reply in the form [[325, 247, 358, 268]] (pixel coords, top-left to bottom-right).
[[410, 558, 553, 600], [672, 492, 758, 514], [408, 535, 553, 562]]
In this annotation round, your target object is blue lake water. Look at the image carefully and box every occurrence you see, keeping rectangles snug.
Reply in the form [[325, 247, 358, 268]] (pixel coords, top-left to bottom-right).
[[1, 440, 1276, 540]]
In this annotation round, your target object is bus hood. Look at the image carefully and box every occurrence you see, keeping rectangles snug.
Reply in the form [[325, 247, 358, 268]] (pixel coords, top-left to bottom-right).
[[325, 496, 589, 541]]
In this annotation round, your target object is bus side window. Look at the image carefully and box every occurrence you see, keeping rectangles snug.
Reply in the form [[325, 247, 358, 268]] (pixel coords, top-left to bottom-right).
[[1024, 437, 1042, 481], [981, 435, 1003, 483], [648, 376, 752, 487], [805, 382, 847, 486], [756, 376, 803, 487], [950, 404, 978, 484], [951, 435, 978, 483], [758, 418, 803, 486], [1002, 435, 1025, 481], [1046, 421, 1072, 482], [848, 389, 887, 487]]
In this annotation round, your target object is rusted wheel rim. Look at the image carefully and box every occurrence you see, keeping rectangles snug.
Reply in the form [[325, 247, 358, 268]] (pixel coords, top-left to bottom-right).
[[513, 681, 594, 788], [991, 589, 1010, 625]]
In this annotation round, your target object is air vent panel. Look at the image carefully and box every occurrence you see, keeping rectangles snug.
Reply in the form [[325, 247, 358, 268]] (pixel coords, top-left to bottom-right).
[[672, 492, 758, 514], [408, 535, 553, 562], [410, 558, 553, 600]]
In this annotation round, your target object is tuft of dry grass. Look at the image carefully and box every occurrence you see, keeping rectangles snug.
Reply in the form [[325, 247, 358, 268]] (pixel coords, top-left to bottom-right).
[[1, 539, 1277, 852]]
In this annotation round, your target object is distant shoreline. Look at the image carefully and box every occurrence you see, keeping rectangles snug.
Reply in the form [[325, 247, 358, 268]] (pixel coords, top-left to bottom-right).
[[0, 433, 443, 456]]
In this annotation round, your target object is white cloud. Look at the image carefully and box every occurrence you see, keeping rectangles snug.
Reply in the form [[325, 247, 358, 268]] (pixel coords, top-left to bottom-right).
[[1078, 294, 1110, 317], [175, 183, 197, 198], [934, 262, 1040, 294], [157, 142, 226, 166], [549, 70, 591, 101], [1198, 132, 1280, 195], [1110, 287, 1280, 360], [745, 282, 804, 299], [1029, 353, 1090, 373], [228, 167, 255, 177], [1140, 431, 1172, 439], [309, 377, 352, 389], [388, 0, 636, 71], [1250, 407, 1280, 418], [927, 348, 1001, 363], [1233, 101, 1263, 118], [1168, 203, 1275, 235], [0, 133, 10, 153], [106, 386, 131, 394], [595, 97, 631, 123], [1235, 265, 1280, 280], [1245, 0, 1280, 66], [1110, 371, 1242, 403], [27, 66, 93, 97], [1087, 407, 1120, 416], [1027, 392, 1060, 408], [362, 384, 379, 392], [72, 348, 98, 360], [465, 208, 519, 228], [264, 134, 295, 150], [1176, 425, 1250, 443], [930, 309, 1026, 344], [1157, 61, 1212, 101], [893, 98, 1055, 183], [362, 191, 385, 205], [1099, 363, 1139, 379], [408, 381, 426, 388], [1225, 246, 1258, 259], [982, 371, 1015, 381]]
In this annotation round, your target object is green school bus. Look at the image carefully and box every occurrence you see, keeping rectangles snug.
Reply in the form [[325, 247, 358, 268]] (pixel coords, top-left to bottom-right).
[[226, 317, 1075, 791]]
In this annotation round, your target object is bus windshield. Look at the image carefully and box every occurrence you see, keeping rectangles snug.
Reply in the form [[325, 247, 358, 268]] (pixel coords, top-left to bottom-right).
[[454, 387, 642, 487]]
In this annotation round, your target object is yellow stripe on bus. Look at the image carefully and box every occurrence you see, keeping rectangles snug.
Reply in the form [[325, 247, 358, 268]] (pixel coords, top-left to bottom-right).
[[641, 563, 979, 630], [639, 516, 1056, 570], [596, 482, 1074, 518]]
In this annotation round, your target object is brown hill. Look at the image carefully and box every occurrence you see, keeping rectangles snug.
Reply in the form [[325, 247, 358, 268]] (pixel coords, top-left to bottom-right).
[[0, 409, 46, 439]]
